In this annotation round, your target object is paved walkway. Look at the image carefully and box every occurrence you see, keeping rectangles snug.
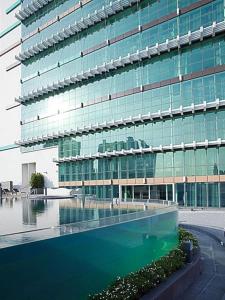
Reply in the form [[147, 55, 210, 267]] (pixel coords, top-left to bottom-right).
[[179, 210, 225, 300], [179, 209, 225, 233]]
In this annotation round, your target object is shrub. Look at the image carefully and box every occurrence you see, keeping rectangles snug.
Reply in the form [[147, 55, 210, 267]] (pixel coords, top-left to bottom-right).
[[30, 173, 45, 189], [89, 228, 198, 300], [178, 227, 198, 248]]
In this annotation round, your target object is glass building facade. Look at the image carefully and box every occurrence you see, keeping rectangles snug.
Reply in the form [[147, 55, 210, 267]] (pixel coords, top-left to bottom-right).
[[17, 0, 225, 206]]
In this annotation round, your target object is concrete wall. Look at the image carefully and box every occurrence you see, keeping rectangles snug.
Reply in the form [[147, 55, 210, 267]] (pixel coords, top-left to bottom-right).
[[21, 147, 59, 188], [0, 1, 59, 188], [0, 146, 58, 187], [0, 0, 21, 185]]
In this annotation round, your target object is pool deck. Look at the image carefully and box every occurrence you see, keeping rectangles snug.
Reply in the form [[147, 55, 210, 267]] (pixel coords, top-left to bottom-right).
[[179, 209, 225, 231], [179, 209, 225, 300]]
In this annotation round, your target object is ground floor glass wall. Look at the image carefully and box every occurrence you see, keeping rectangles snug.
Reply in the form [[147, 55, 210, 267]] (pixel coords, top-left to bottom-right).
[[78, 182, 225, 207], [176, 182, 225, 207]]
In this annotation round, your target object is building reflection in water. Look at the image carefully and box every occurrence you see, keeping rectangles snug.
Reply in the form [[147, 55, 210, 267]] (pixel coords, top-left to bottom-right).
[[22, 198, 48, 225], [20, 198, 131, 229], [22, 198, 103, 227], [0, 197, 16, 208]]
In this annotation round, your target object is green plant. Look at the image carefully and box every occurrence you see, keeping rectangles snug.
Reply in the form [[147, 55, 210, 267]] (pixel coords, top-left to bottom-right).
[[89, 228, 198, 300], [30, 173, 45, 189], [178, 227, 198, 248]]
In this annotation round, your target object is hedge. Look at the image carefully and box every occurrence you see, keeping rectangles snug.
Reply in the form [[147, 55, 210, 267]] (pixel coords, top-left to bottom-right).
[[89, 227, 198, 300]]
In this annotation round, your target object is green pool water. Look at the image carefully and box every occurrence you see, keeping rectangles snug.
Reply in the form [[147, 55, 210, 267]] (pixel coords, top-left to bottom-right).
[[0, 208, 178, 300]]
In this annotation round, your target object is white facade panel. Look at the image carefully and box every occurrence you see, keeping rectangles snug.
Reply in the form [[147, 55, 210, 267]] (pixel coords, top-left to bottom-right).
[[0, 147, 21, 184], [0, 1, 59, 189], [21, 147, 58, 188], [0, 147, 58, 187]]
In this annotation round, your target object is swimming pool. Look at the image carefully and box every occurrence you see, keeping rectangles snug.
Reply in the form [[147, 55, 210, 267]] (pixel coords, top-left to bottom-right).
[[0, 198, 138, 248], [0, 199, 178, 300]]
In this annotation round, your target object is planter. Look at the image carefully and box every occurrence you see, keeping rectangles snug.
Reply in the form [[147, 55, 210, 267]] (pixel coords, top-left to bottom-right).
[[141, 248, 201, 300], [30, 188, 44, 195]]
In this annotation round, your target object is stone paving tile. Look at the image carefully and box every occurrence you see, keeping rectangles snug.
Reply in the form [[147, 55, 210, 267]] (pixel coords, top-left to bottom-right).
[[179, 210, 225, 236], [197, 276, 225, 300], [216, 265, 225, 275], [181, 228, 225, 300]]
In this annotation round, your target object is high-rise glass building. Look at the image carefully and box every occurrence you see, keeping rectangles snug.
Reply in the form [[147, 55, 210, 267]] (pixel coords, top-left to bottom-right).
[[1, 0, 225, 206]]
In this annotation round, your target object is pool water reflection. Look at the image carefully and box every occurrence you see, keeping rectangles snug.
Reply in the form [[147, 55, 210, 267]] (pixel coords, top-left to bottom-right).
[[0, 202, 178, 300], [0, 197, 138, 248]]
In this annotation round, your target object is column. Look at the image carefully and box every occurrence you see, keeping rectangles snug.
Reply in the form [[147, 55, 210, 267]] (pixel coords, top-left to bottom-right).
[[132, 185, 134, 202], [166, 185, 168, 201], [172, 183, 176, 203], [124, 186, 127, 202], [219, 182, 221, 208], [110, 184, 113, 200], [119, 185, 122, 201], [183, 183, 186, 206]]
